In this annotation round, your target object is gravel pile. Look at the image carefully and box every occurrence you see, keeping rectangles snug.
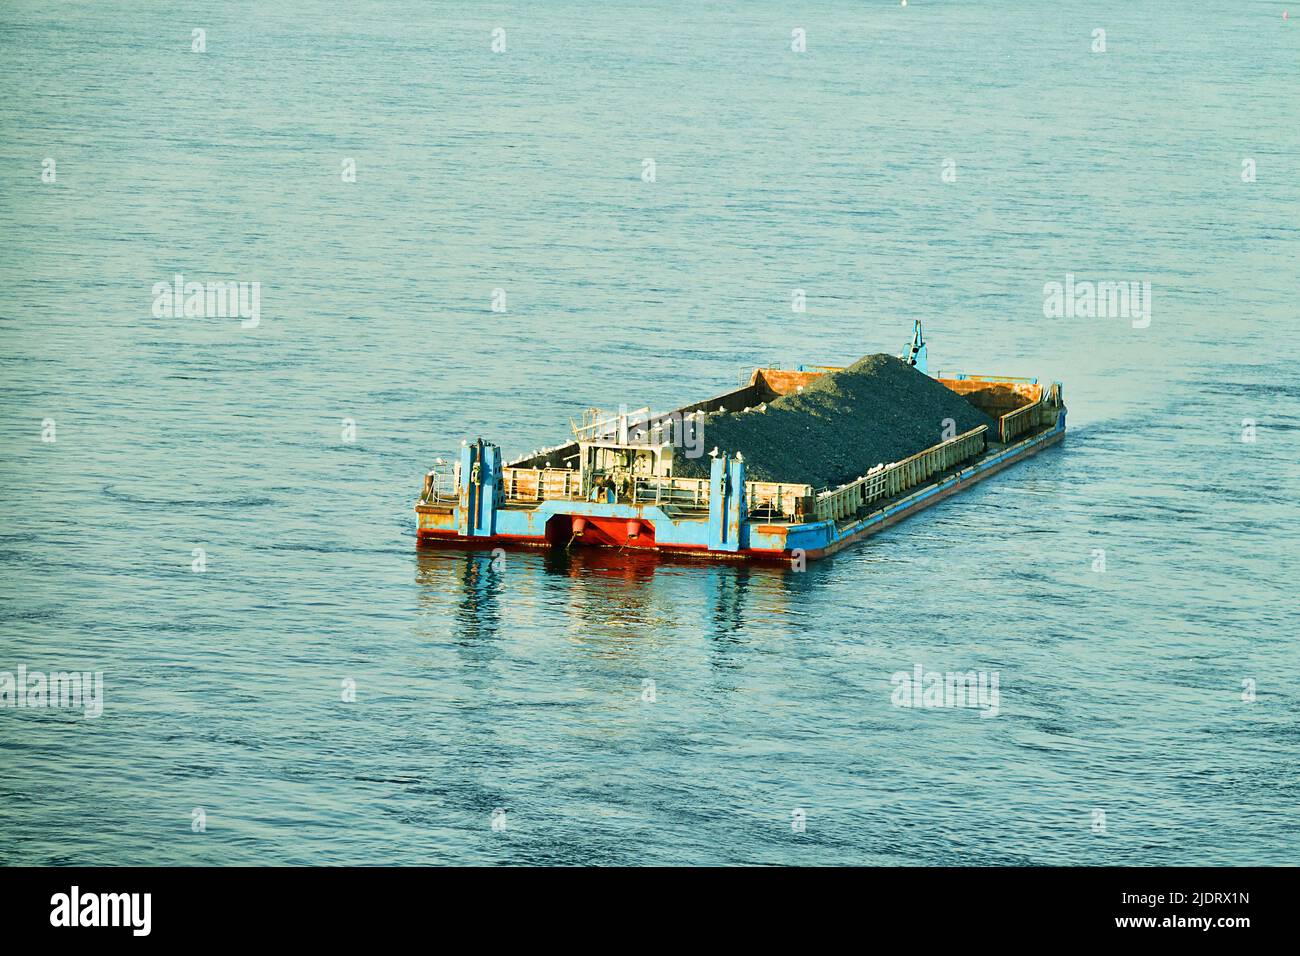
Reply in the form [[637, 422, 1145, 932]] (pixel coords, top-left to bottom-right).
[[675, 354, 996, 489]]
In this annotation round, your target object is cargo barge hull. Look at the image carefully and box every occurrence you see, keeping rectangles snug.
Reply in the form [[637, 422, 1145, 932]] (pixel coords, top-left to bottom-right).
[[415, 340, 1066, 564]]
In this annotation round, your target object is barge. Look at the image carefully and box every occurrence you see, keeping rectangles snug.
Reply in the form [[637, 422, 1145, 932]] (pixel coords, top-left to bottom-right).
[[415, 323, 1065, 563]]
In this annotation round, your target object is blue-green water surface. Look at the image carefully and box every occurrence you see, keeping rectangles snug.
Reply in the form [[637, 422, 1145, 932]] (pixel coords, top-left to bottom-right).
[[1, 1, 1297, 864]]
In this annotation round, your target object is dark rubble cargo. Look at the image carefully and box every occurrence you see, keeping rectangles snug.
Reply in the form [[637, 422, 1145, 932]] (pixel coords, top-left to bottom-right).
[[673, 354, 997, 489]]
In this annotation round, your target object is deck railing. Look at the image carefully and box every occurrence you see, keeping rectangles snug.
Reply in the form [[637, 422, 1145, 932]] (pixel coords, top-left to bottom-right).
[[501, 467, 584, 501], [997, 386, 1064, 442], [420, 469, 459, 503], [632, 476, 711, 509], [814, 426, 988, 522], [499, 426, 996, 522], [495, 470, 813, 518], [745, 481, 814, 519], [935, 371, 1039, 384], [997, 402, 1040, 443]]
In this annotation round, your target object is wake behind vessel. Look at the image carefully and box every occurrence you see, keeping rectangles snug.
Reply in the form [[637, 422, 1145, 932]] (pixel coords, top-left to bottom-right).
[[415, 323, 1065, 562]]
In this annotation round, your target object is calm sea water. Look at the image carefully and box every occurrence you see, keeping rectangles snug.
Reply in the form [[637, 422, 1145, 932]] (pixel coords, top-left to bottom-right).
[[1, 1, 1297, 865]]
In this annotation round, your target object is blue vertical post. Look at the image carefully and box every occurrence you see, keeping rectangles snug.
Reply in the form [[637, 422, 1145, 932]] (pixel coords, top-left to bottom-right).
[[708, 454, 742, 552], [473, 442, 500, 538], [708, 455, 726, 550], [727, 453, 746, 550], [457, 440, 501, 538], [457, 442, 476, 536]]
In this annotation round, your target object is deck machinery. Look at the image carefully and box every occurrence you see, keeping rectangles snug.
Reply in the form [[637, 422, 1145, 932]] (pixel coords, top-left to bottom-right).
[[415, 323, 1066, 562]]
